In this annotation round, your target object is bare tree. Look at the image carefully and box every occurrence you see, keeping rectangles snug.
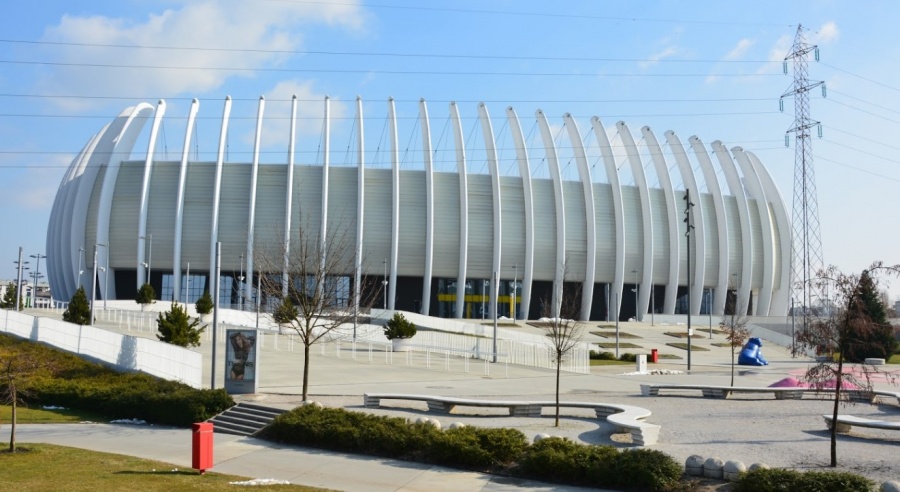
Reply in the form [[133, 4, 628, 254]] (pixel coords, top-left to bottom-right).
[[794, 261, 900, 467], [255, 220, 379, 401], [0, 352, 44, 452], [540, 281, 584, 427], [720, 283, 751, 387]]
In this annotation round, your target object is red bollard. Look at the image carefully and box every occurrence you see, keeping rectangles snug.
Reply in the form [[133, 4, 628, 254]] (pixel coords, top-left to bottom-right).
[[650, 349, 659, 363], [192, 422, 214, 474]]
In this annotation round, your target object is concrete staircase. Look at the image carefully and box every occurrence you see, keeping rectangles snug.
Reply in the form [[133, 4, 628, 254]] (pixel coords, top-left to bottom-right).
[[207, 402, 287, 436]]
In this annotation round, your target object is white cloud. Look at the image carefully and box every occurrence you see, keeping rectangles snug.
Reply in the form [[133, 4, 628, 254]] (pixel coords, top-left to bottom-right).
[[724, 38, 755, 61], [813, 21, 840, 44], [639, 46, 680, 69], [246, 80, 349, 151], [37, 1, 367, 108], [0, 155, 71, 210]]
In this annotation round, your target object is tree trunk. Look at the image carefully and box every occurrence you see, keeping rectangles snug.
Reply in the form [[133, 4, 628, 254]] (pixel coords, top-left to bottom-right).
[[555, 358, 561, 427], [9, 387, 16, 453], [731, 349, 735, 387], [830, 360, 843, 467], [302, 342, 311, 401]]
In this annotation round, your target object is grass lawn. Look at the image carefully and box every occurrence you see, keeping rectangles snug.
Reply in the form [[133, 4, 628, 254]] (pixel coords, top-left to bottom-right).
[[657, 353, 683, 360], [711, 342, 733, 348], [0, 443, 325, 491], [666, 342, 710, 351], [589, 331, 642, 339], [595, 342, 642, 349], [889, 354, 900, 364], [589, 359, 634, 366], [1, 405, 109, 424], [664, 332, 706, 339]]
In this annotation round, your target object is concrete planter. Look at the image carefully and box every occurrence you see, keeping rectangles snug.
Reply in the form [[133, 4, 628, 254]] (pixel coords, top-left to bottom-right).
[[391, 338, 415, 352]]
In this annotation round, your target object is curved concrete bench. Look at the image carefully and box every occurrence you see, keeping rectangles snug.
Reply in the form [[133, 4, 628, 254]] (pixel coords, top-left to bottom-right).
[[823, 414, 900, 434], [363, 393, 660, 446], [640, 383, 898, 403]]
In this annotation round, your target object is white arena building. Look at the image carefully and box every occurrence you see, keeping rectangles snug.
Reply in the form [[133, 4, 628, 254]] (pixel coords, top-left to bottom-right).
[[45, 96, 790, 321]]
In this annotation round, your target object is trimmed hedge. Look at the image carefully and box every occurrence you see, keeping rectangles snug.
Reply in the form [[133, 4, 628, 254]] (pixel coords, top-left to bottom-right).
[[262, 406, 684, 491], [0, 333, 233, 426], [735, 468, 874, 492]]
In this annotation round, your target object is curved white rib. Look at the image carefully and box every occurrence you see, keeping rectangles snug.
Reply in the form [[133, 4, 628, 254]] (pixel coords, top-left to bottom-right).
[[450, 102, 468, 318], [172, 98, 199, 303], [536, 110, 565, 317], [210, 96, 233, 284], [354, 97, 365, 316], [478, 103, 502, 319], [284, 95, 298, 297], [591, 117, 625, 321], [689, 136, 728, 314], [641, 126, 679, 314], [747, 150, 791, 315], [72, 115, 132, 300], [563, 114, 596, 321], [506, 107, 534, 319], [46, 137, 85, 299], [387, 97, 399, 310], [245, 96, 266, 303], [712, 141, 752, 315], [53, 131, 103, 300], [733, 146, 774, 316], [419, 99, 434, 315], [136, 100, 167, 289], [664, 131, 705, 314], [617, 121, 652, 320]]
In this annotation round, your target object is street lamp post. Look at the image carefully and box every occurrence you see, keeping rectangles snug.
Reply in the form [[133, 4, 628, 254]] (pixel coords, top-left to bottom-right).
[[632, 268, 639, 322], [510, 263, 518, 320], [93, 245, 107, 310], [707, 288, 712, 339], [382, 258, 388, 309], [238, 253, 245, 311], [78, 246, 85, 288], [184, 262, 190, 304], [140, 234, 152, 286], [90, 248, 98, 326], [684, 189, 695, 372], [14, 247, 27, 311], [30, 253, 46, 307]]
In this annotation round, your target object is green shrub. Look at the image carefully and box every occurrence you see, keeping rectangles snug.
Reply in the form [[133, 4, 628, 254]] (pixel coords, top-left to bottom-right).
[[383, 312, 417, 340], [619, 352, 638, 362], [609, 448, 683, 491], [0, 332, 233, 427], [590, 350, 617, 360], [517, 437, 618, 485], [735, 468, 873, 492]]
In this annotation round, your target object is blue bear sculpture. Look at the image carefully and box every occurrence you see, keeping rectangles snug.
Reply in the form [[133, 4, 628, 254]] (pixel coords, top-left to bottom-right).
[[737, 337, 768, 366]]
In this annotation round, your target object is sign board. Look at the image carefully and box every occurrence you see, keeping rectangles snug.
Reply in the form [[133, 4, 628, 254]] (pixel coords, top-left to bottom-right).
[[224, 329, 259, 394]]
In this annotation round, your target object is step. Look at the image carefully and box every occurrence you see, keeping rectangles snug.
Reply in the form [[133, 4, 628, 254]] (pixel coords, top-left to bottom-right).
[[237, 402, 289, 416], [209, 419, 259, 436]]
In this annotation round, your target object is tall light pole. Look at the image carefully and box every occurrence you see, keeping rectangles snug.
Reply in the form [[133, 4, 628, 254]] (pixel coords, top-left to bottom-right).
[[90, 247, 98, 326], [211, 243, 221, 389], [510, 263, 518, 320], [184, 262, 190, 304], [140, 234, 152, 286], [632, 268, 639, 322], [238, 253, 245, 311], [492, 270, 498, 363], [77, 246, 85, 288], [707, 288, 712, 339], [684, 189, 695, 371], [93, 245, 107, 310], [30, 253, 46, 305], [382, 258, 388, 310], [14, 247, 27, 311]]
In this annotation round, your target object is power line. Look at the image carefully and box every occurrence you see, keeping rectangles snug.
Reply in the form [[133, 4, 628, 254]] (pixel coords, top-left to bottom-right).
[[0, 59, 783, 78], [815, 154, 900, 183], [0, 38, 776, 64], [260, 0, 790, 27], [821, 62, 900, 94]]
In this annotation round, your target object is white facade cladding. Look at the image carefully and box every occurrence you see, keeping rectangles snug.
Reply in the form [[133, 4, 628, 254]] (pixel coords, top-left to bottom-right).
[[46, 96, 791, 320]]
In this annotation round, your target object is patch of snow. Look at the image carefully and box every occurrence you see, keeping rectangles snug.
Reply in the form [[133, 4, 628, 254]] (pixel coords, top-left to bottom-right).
[[229, 478, 293, 486], [110, 418, 147, 425], [42, 405, 67, 410], [620, 369, 685, 376]]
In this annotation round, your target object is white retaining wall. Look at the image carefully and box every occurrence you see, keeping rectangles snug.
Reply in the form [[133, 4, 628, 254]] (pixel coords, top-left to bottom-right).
[[0, 308, 202, 387]]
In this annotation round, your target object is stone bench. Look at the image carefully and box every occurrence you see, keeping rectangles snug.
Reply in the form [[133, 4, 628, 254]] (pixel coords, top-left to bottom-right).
[[364, 393, 539, 417], [823, 414, 900, 434], [363, 394, 660, 446], [641, 383, 804, 400]]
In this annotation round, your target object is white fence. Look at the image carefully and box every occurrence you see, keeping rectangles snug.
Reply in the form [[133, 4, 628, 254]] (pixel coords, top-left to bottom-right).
[[0, 309, 202, 387]]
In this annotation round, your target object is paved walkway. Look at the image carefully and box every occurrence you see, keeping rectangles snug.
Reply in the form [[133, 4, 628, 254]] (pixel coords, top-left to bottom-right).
[[9, 307, 900, 489], [5, 423, 601, 491]]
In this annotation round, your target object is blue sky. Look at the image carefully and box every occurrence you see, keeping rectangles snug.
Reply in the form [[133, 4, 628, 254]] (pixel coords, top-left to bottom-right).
[[1, 1, 899, 302]]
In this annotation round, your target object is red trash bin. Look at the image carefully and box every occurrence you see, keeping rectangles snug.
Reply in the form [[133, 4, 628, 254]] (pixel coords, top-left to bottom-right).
[[192, 422, 214, 474], [650, 349, 659, 363]]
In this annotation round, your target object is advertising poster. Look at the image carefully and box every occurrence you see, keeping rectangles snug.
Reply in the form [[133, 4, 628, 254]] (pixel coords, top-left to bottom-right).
[[224, 329, 259, 394]]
